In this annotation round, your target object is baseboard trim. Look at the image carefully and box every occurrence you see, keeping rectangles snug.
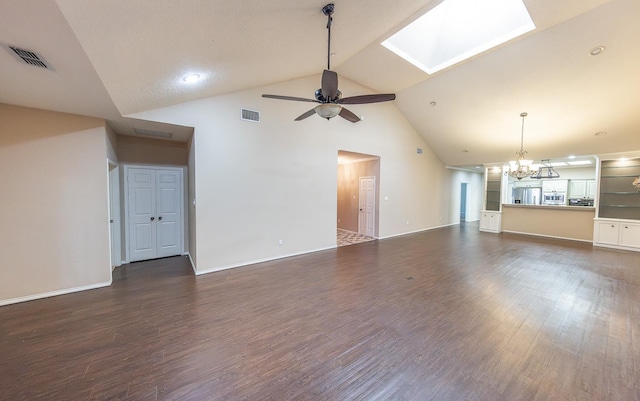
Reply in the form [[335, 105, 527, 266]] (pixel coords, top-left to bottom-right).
[[501, 230, 593, 244], [377, 223, 458, 240], [0, 280, 113, 307], [185, 252, 197, 275], [195, 245, 337, 276], [593, 242, 640, 252]]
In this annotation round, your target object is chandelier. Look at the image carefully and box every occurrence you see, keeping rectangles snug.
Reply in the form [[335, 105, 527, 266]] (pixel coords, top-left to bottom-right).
[[633, 176, 640, 190], [506, 112, 539, 180]]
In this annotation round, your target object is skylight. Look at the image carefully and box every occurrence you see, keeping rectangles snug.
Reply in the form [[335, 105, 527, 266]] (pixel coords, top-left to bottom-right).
[[381, 0, 535, 74]]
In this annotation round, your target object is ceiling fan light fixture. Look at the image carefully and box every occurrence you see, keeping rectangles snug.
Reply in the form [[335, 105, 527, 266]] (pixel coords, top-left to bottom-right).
[[315, 103, 342, 119]]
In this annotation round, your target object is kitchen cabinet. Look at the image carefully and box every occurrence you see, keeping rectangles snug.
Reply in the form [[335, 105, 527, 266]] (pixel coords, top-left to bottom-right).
[[513, 181, 541, 188], [593, 218, 640, 252], [586, 180, 597, 199], [569, 180, 596, 198], [480, 211, 501, 233], [542, 180, 568, 193]]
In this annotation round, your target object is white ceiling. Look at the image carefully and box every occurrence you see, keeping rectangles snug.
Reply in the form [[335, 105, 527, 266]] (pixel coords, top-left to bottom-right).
[[1, 0, 639, 166]]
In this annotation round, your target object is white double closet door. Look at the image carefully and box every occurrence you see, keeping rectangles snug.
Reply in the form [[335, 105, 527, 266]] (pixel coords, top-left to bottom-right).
[[127, 167, 184, 262]]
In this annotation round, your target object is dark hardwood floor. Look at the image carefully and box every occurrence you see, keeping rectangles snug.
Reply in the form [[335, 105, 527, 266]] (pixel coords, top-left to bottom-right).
[[1, 224, 639, 400]]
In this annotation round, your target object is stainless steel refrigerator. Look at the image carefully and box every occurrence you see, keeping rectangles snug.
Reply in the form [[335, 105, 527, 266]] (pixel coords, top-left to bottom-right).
[[512, 187, 542, 205]]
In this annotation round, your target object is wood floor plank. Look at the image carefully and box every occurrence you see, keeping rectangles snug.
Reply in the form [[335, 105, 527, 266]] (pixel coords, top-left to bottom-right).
[[1, 223, 639, 400]]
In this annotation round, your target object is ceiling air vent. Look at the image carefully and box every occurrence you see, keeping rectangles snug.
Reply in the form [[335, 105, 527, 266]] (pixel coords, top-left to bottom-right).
[[133, 128, 173, 139], [241, 108, 260, 123], [8, 46, 49, 69]]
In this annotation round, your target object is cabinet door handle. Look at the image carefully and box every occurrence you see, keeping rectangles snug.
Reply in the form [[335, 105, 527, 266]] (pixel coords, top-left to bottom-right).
[[150, 217, 155, 221], [611, 225, 615, 227], [624, 226, 628, 229]]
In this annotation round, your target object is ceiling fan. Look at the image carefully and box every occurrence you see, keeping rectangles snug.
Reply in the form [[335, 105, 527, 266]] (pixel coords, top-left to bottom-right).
[[262, 3, 396, 123]]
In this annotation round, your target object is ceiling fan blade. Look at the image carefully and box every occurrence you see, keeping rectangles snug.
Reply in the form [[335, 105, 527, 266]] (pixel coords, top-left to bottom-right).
[[338, 107, 361, 123], [295, 108, 317, 121], [337, 93, 396, 105], [262, 94, 319, 103], [321, 70, 338, 101]]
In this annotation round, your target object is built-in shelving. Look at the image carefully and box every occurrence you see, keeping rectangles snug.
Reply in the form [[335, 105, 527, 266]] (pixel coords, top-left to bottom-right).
[[485, 169, 502, 211], [598, 159, 640, 220]]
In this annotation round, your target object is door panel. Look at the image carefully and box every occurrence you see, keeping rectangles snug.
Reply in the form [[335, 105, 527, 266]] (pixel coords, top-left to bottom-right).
[[156, 170, 182, 258], [128, 169, 156, 262], [358, 177, 376, 237]]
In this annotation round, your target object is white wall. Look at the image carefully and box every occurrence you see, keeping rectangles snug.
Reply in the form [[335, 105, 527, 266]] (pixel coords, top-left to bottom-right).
[[0, 104, 112, 305], [131, 75, 454, 273], [448, 169, 484, 222]]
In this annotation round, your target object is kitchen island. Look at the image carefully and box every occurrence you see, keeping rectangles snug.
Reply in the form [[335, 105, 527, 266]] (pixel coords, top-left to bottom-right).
[[501, 204, 596, 242]]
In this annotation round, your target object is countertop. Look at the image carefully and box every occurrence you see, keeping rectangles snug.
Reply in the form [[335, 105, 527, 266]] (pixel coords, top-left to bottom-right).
[[502, 204, 595, 212]]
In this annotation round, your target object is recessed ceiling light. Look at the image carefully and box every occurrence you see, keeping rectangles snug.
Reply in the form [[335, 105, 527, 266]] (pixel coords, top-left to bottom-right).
[[182, 73, 201, 83], [619, 157, 629, 161], [589, 46, 605, 56], [594, 131, 607, 136], [568, 155, 576, 159]]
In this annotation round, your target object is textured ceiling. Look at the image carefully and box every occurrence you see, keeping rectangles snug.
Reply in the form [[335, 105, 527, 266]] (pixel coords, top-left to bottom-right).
[[1, 0, 639, 166]]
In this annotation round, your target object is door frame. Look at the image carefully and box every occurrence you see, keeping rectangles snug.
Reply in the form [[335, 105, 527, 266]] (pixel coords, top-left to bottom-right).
[[123, 164, 186, 263], [358, 176, 376, 237], [107, 159, 121, 269]]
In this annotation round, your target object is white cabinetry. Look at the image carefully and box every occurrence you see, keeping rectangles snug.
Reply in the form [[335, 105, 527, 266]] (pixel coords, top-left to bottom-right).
[[542, 180, 568, 193], [593, 218, 640, 252], [620, 222, 640, 248], [569, 180, 587, 198], [480, 211, 502, 233], [513, 181, 541, 188], [586, 180, 597, 199], [569, 180, 597, 198]]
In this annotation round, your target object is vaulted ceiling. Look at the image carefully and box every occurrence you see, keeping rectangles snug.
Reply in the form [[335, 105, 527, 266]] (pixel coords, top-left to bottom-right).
[[1, 0, 639, 166]]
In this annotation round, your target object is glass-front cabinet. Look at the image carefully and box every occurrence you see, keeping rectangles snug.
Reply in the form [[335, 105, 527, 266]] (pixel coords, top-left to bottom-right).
[[598, 159, 640, 220], [593, 157, 640, 252]]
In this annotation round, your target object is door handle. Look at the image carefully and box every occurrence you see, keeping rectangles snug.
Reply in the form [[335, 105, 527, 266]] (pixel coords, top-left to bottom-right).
[[150, 217, 155, 221], [158, 216, 163, 221]]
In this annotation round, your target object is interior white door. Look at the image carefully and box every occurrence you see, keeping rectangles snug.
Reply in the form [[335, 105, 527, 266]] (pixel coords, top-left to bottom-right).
[[358, 177, 376, 237], [127, 167, 183, 262], [156, 170, 182, 258], [128, 168, 157, 262]]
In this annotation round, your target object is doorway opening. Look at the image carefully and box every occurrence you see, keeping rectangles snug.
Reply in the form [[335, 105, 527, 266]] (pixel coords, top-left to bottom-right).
[[337, 150, 380, 246], [460, 182, 468, 224]]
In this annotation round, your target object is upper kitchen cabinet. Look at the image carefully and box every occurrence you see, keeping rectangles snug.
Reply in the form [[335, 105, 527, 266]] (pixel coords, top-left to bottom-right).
[[569, 179, 597, 199], [598, 158, 640, 220], [542, 180, 568, 193]]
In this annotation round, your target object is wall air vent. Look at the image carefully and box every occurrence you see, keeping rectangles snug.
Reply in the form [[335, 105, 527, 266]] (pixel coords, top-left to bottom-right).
[[133, 128, 173, 139], [8, 46, 49, 69], [241, 108, 260, 123]]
